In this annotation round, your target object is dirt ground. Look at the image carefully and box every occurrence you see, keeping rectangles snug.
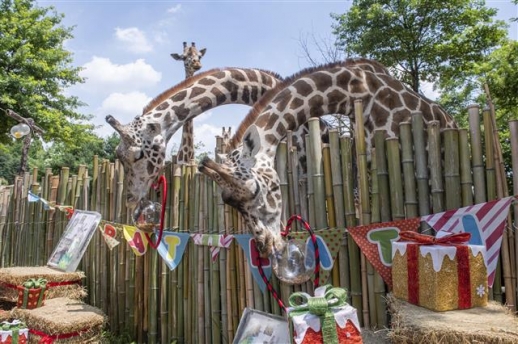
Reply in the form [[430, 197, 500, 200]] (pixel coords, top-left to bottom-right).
[[362, 327, 391, 344]]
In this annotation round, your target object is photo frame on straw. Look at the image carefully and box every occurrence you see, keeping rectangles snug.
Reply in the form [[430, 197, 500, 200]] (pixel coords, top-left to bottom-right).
[[233, 308, 290, 344], [47, 210, 102, 272]]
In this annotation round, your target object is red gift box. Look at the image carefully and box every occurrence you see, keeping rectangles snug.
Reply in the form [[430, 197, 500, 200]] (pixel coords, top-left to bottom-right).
[[287, 285, 363, 343], [0, 320, 28, 344], [16, 279, 47, 310]]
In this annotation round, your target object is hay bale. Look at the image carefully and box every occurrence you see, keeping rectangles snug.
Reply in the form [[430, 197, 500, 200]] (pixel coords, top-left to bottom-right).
[[387, 293, 518, 344], [11, 297, 106, 343], [0, 267, 86, 302]]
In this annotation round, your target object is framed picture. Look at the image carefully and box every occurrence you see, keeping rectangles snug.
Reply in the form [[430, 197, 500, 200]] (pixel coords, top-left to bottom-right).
[[47, 210, 102, 272], [233, 308, 290, 344]]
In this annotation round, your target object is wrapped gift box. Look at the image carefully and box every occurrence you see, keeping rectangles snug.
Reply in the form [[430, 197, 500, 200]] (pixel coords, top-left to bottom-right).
[[287, 285, 362, 344], [0, 320, 28, 344], [392, 232, 488, 312], [16, 279, 47, 310]]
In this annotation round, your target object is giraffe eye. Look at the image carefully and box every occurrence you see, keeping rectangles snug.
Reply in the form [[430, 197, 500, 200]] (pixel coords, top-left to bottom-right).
[[133, 149, 144, 162]]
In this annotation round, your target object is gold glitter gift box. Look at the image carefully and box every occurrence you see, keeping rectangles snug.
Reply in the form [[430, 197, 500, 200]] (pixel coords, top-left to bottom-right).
[[391, 232, 488, 312]]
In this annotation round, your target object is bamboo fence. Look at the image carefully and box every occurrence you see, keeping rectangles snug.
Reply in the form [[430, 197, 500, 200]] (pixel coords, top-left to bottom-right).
[[0, 104, 517, 343]]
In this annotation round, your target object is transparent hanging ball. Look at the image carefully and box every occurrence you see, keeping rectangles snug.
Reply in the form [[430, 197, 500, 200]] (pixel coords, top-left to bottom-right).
[[271, 238, 316, 284], [132, 200, 161, 233]]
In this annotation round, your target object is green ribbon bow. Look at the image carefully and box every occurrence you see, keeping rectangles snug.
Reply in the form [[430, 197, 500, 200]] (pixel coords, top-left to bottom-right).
[[1, 320, 27, 343], [21, 278, 47, 308], [22, 277, 47, 289], [288, 285, 348, 344]]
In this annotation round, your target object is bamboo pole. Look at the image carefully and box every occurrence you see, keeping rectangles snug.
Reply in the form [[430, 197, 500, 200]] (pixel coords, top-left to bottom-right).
[[427, 121, 444, 214], [458, 129, 474, 206], [328, 130, 350, 291], [322, 142, 340, 285], [353, 100, 371, 327], [483, 109, 497, 202], [411, 112, 430, 232], [305, 134, 316, 228], [443, 129, 461, 210], [340, 136, 363, 321], [308, 118, 327, 229], [467, 105, 487, 204], [374, 130, 391, 222], [386, 138, 404, 221], [370, 148, 380, 224], [400, 122, 418, 218]]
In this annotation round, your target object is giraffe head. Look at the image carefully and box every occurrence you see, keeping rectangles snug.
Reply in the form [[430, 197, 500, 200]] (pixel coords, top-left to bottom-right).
[[199, 125, 285, 256], [171, 42, 207, 76], [106, 115, 166, 209]]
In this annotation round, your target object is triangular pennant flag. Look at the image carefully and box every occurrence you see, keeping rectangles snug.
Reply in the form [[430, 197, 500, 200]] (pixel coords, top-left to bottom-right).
[[348, 218, 421, 288], [123, 225, 149, 256], [191, 234, 234, 261], [98, 222, 121, 250], [28, 191, 40, 202], [290, 228, 342, 285], [157, 232, 190, 270], [422, 197, 514, 287], [234, 234, 271, 293]]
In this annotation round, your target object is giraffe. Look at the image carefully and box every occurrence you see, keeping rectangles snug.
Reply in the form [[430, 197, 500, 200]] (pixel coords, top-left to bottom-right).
[[198, 60, 457, 256], [106, 67, 282, 210], [171, 41, 207, 165]]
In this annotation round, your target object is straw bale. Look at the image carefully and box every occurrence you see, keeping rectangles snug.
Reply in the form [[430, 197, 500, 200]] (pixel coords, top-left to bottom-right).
[[387, 293, 518, 344], [11, 297, 106, 344], [0, 267, 86, 301]]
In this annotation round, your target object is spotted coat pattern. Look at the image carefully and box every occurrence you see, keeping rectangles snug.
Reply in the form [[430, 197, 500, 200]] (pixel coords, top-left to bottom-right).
[[199, 60, 457, 256]]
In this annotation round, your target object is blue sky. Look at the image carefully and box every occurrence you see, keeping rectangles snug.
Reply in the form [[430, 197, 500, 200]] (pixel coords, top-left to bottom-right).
[[37, 0, 518, 156]]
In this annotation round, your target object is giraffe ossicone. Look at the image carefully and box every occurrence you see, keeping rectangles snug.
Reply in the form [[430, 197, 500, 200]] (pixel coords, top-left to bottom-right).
[[199, 60, 457, 257]]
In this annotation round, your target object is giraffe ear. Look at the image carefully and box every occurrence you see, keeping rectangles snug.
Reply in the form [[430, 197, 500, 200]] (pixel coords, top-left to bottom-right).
[[171, 53, 184, 61], [199, 48, 207, 58], [242, 125, 261, 158]]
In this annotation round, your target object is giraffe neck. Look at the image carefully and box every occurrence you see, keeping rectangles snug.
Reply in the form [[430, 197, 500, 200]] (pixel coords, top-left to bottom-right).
[[133, 68, 281, 150], [178, 69, 196, 164], [244, 66, 455, 159]]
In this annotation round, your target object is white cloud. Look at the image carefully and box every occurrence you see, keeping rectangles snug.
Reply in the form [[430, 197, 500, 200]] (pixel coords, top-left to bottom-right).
[[167, 4, 182, 14], [100, 91, 151, 117], [115, 27, 153, 53], [193, 111, 213, 123], [420, 81, 441, 101], [193, 123, 227, 156], [80, 57, 161, 92], [94, 91, 152, 137]]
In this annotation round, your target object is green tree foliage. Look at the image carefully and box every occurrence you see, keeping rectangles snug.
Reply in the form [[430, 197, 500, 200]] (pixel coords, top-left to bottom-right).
[[0, 133, 118, 184], [332, 0, 508, 93], [439, 40, 518, 180], [40, 133, 119, 176], [0, 0, 92, 148]]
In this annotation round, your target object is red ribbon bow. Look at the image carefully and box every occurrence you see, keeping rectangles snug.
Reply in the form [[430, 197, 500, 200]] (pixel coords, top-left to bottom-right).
[[399, 231, 471, 245]]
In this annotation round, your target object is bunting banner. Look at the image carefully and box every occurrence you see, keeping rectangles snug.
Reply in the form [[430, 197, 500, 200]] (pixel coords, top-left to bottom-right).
[[98, 222, 121, 250], [421, 197, 514, 287], [191, 233, 234, 261], [123, 225, 149, 256], [157, 232, 191, 271], [348, 218, 421, 288], [27, 191, 72, 214], [290, 228, 341, 285], [234, 234, 272, 293]]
